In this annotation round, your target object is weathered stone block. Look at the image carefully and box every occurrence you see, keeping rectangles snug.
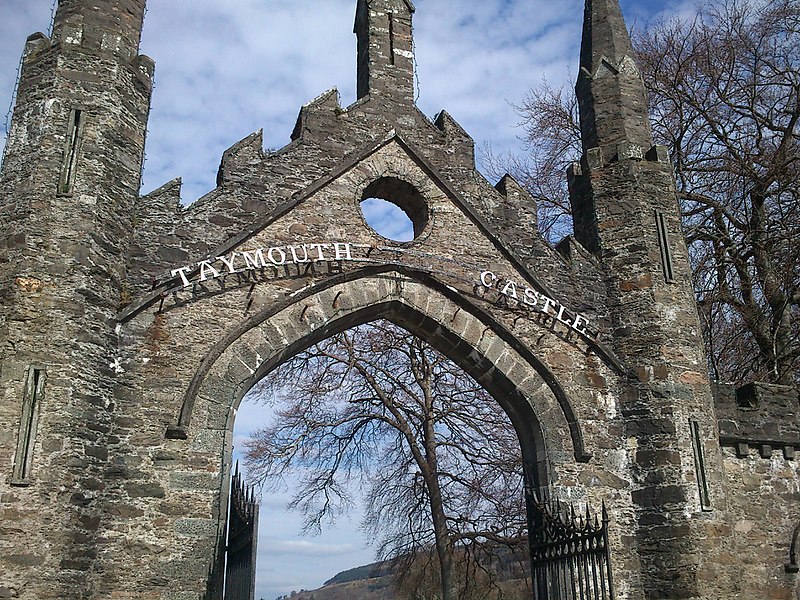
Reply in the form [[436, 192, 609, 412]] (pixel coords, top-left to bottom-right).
[[125, 482, 166, 498], [174, 518, 216, 537], [169, 472, 219, 492], [162, 593, 201, 600]]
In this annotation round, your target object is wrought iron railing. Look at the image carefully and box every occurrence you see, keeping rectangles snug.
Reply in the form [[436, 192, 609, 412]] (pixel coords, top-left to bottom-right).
[[224, 463, 260, 600], [530, 496, 614, 600]]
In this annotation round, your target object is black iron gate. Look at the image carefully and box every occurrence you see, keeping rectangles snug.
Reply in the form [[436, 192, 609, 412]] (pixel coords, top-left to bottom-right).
[[530, 496, 615, 600], [223, 464, 260, 600]]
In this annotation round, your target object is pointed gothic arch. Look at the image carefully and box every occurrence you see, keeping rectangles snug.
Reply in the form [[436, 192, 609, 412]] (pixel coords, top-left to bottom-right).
[[173, 270, 593, 485]]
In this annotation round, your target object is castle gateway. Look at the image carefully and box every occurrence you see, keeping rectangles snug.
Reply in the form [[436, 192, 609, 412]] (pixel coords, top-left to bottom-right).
[[1, 1, 798, 599]]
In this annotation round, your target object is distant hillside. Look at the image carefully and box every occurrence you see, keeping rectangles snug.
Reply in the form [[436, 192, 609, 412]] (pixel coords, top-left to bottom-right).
[[274, 575, 395, 600], [272, 548, 530, 600], [324, 560, 395, 586], [270, 560, 395, 600]]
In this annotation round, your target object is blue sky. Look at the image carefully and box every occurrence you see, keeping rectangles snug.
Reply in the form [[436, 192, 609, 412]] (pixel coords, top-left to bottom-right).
[[0, 1, 696, 598], [0, 0, 690, 202]]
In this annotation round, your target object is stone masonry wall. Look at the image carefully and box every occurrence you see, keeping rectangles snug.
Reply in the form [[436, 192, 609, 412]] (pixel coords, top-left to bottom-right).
[[699, 383, 800, 600], [1, 1, 798, 600]]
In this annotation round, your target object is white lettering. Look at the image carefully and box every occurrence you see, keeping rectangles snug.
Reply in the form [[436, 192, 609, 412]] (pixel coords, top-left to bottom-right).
[[199, 260, 221, 282], [171, 266, 193, 288], [500, 280, 519, 299], [523, 287, 539, 307], [167, 247, 598, 343], [555, 304, 568, 324], [540, 295, 557, 316], [308, 243, 330, 261], [268, 247, 287, 266], [217, 253, 239, 274], [572, 314, 589, 334], [334, 243, 353, 261], [289, 245, 311, 263], [167, 240, 363, 290], [475, 270, 594, 339], [241, 249, 267, 270]]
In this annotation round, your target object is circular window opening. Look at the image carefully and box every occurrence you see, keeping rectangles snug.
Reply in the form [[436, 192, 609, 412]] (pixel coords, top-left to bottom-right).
[[360, 177, 429, 242]]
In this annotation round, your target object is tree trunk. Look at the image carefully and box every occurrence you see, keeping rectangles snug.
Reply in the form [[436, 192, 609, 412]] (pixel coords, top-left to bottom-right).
[[419, 380, 457, 600], [425, 452, 457, 600]]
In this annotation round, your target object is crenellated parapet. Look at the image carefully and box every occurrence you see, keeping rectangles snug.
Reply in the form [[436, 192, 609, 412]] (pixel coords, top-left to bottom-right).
[[715, 382, 800, 460]]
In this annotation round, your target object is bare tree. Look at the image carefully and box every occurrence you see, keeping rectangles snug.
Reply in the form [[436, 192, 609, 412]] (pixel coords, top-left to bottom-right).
[[506, 0, 799, 385], [483, 80, 580, 242], [244, 321, 528, 600]]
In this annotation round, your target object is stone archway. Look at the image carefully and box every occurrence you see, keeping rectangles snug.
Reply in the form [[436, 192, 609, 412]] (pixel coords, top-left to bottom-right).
[[5, 0, 789, 598], [175, 270, 589, 477], [182, 270, 587, 598]]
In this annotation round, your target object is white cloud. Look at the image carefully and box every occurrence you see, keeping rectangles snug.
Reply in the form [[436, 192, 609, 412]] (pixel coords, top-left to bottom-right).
[[268, 538, 357, 557]]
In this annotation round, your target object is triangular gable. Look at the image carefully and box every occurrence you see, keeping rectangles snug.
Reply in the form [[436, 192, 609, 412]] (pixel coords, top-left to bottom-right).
[[119, 132, 622, 373], [122, 133, 549, 315]]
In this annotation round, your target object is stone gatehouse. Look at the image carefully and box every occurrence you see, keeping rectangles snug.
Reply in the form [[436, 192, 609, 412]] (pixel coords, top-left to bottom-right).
[[0, 0, 798, 599]]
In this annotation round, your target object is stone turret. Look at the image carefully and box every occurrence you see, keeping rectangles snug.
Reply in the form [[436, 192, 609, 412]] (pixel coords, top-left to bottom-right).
[[355, 0, 415, 102], [0, 1, 152, 598], [570, 0, 659, 255], [569, 0, 725, 598]]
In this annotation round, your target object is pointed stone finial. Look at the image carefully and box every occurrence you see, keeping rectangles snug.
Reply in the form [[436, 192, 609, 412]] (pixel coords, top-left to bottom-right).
[[576, 0, 653, 154], [579, 0, 635, 73], [354, 0, 416, 102], [52, 0, 147, 61]]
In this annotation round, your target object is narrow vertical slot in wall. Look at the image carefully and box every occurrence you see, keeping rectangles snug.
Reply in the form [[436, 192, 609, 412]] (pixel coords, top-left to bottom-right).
[[655, 210, 675, 283], [12, 367, 46, 484], [690, 419, 712, 511], [388, 12, 395, 65], [59, 109, 84, 195]]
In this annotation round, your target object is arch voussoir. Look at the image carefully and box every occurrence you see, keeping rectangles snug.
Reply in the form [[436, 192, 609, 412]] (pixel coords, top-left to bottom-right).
[[177, 273, 589, 471]]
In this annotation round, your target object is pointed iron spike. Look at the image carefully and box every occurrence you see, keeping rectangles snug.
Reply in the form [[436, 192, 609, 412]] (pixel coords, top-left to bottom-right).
[[235, 460, 240, 477]]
